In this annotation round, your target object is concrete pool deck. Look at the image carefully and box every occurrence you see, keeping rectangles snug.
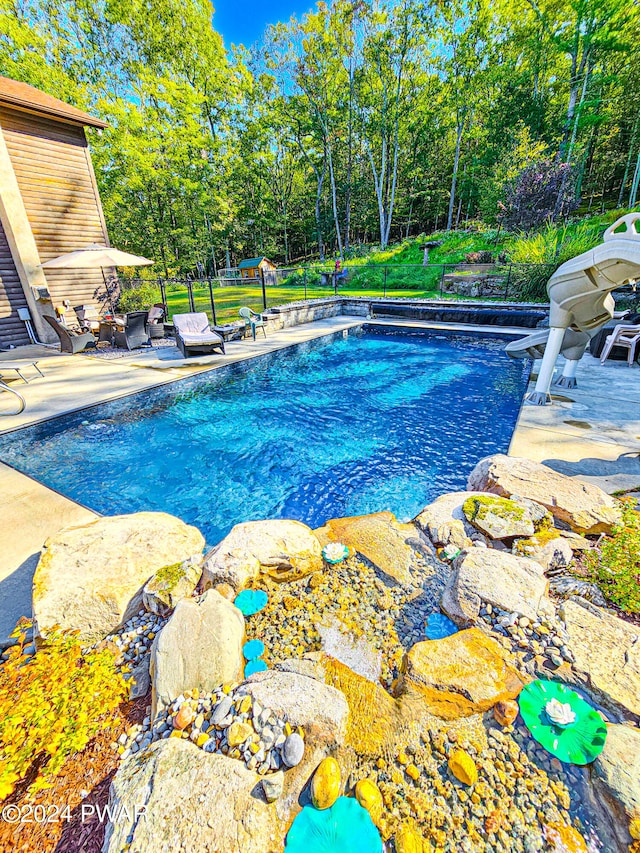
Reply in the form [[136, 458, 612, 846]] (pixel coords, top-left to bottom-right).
[[1, 314, 638, 642]]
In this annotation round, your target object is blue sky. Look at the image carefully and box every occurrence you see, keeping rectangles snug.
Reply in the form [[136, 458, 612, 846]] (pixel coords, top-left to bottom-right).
[[212, 0, 315, 47]]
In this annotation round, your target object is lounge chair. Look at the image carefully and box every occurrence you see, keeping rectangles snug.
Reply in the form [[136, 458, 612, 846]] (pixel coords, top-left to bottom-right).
[[113, 311, 150, 351], [173, 313, 225, 357], [0, 380, 25, 415], [599, 324, 640, 366], [43, 314, 97, 354], [239, 307, 267, 340]]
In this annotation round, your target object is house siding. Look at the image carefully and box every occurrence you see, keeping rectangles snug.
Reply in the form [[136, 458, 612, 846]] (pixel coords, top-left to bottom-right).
[[0, 217, 29, 346], [0, 106, 111, 313]]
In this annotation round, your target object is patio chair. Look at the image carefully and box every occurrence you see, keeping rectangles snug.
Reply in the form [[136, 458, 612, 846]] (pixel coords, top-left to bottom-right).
[[113, 311, 151, 351], [146, 303, 166, 340], [173, 313, 225, 357], [74, 304, 101, 335], [55, 304, 83, 332], [599, 324, 640, 366], [239, 307, 267, 340], [43, 314, 97, 354]]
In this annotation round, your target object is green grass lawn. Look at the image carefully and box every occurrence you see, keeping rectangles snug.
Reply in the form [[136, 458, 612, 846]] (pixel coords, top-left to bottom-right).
[[165, 282, 443, 325]]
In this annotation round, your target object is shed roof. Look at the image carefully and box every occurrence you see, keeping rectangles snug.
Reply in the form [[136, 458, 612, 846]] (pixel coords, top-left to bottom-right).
[[238, 256, 273, 269], [0, 76, 107, 129]]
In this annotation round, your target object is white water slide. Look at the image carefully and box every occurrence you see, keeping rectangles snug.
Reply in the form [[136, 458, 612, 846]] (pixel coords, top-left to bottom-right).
[[506, 212, 640, 404]]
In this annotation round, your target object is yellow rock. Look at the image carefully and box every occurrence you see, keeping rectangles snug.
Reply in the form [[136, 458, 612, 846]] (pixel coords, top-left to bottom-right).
[[311, 757, 341, 810], [284, 721, 292, 737], [406, 764, 420, 782], [170, 729, 182, 738], [196, 733, 209, 747], [448, 750, 478, 786], [543, 823, 588, 852], [355, 778, 383, 827], [237, 695, 252, 714], [397, 752, 409, 765], [630, 818, 640, 841], [227, 721, 253, 746], [395, 822, 424, 853]]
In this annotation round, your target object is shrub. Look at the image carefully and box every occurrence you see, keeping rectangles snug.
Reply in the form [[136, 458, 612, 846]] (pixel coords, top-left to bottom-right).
[[498, 159, 579, 231], [582, 499, 640, 614], [0, 622, 128, 800], [117, 280, 162, 312], [464, 250, 494, 264]]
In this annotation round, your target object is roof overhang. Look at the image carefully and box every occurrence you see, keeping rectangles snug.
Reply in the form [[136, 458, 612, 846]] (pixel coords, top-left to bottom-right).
[[0, 76, 107, 129]]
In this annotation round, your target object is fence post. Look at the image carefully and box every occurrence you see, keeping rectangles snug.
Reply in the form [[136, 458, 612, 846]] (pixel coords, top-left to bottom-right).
[[383, 266, 387, 297], [260, 267, 267, 311], [304, 269, 307, 301], [334, 271, 338, 296], [158, 278, 167, 313], [439, 265, 446, 297], [208, 278, 217, 326], [188, 280, 196, 313], [504, 264, 512, 301]]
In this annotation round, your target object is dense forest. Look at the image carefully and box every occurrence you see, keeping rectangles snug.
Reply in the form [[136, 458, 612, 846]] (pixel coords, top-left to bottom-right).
[[1, 0, 638, 275]]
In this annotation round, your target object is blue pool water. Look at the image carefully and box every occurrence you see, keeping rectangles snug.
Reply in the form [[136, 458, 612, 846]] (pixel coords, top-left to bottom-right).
[[0, 326, 529, 545]]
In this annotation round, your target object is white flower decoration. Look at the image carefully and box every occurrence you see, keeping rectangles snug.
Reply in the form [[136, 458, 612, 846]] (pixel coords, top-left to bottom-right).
[[545, 698, 576, 726], [322, 542, 348, 562]]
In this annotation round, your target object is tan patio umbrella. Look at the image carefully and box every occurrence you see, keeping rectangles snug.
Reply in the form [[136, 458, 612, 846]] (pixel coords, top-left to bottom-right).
[[41, 243, 154, 312]]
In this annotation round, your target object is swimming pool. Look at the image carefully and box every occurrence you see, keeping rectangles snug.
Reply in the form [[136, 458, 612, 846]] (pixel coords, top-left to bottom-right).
[[0, 325, 530, 545]]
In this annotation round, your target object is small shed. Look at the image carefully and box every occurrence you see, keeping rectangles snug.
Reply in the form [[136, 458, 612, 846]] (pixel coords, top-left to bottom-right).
[[238, 257, 276, 281], [0, 76, 109, 346]]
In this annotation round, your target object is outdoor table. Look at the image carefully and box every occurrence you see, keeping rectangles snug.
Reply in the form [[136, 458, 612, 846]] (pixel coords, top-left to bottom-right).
[[213, 322, 246, 342]]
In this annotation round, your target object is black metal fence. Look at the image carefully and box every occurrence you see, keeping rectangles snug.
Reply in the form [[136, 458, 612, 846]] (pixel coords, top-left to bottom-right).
[[117, 263, 555, 327]]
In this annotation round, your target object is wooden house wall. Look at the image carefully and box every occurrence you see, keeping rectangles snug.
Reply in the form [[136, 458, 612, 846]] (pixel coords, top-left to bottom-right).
[[0, 106, 112, 314], [0, 219, 29, 346]]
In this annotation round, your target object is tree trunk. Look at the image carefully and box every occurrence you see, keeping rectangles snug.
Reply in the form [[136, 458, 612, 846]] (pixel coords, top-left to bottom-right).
[[327, 139, 343, 258], [630, 154, 640, 208], [447, 119, 464, 231], [618, 113, 640, 207]]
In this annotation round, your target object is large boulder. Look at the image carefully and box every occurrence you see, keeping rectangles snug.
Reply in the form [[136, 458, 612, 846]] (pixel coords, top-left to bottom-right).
[[201, 519, 322, 592], [102, 739, 284, 853], [414, 491, 488, 551], [441, 548, 549, 624], [142, 556, 203, 616], [32, 512, 205, 643], [561, 598, 640, 721], [467, 454, 621, 535], [236, 669, 349, 745], [399, 628, 525, 719], [151, 589, 244, 715], [462, 494, 537, 540], [315, 511, 431, 585], [593, 724, 640, 846]]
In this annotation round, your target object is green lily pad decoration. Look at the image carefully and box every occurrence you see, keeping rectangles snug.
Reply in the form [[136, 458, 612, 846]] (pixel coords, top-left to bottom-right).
[[243, 639, 265, 660], [244, 659, 268, 678], [285, 797, 383, 852], [322, 542, 349, 565], [518, 679, 607, 765], [234, 589, 268, 616]]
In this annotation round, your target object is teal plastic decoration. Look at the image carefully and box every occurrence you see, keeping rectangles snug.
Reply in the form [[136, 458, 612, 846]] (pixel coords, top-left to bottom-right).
[[518, 679, 607, 765], [425, 613, 458, 640], [285, 797, 383, 852], [234, 589, 268, 616], [322, 542, 349, 565], [244, 659, 268, 678], [243, 639, 265, 660]]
